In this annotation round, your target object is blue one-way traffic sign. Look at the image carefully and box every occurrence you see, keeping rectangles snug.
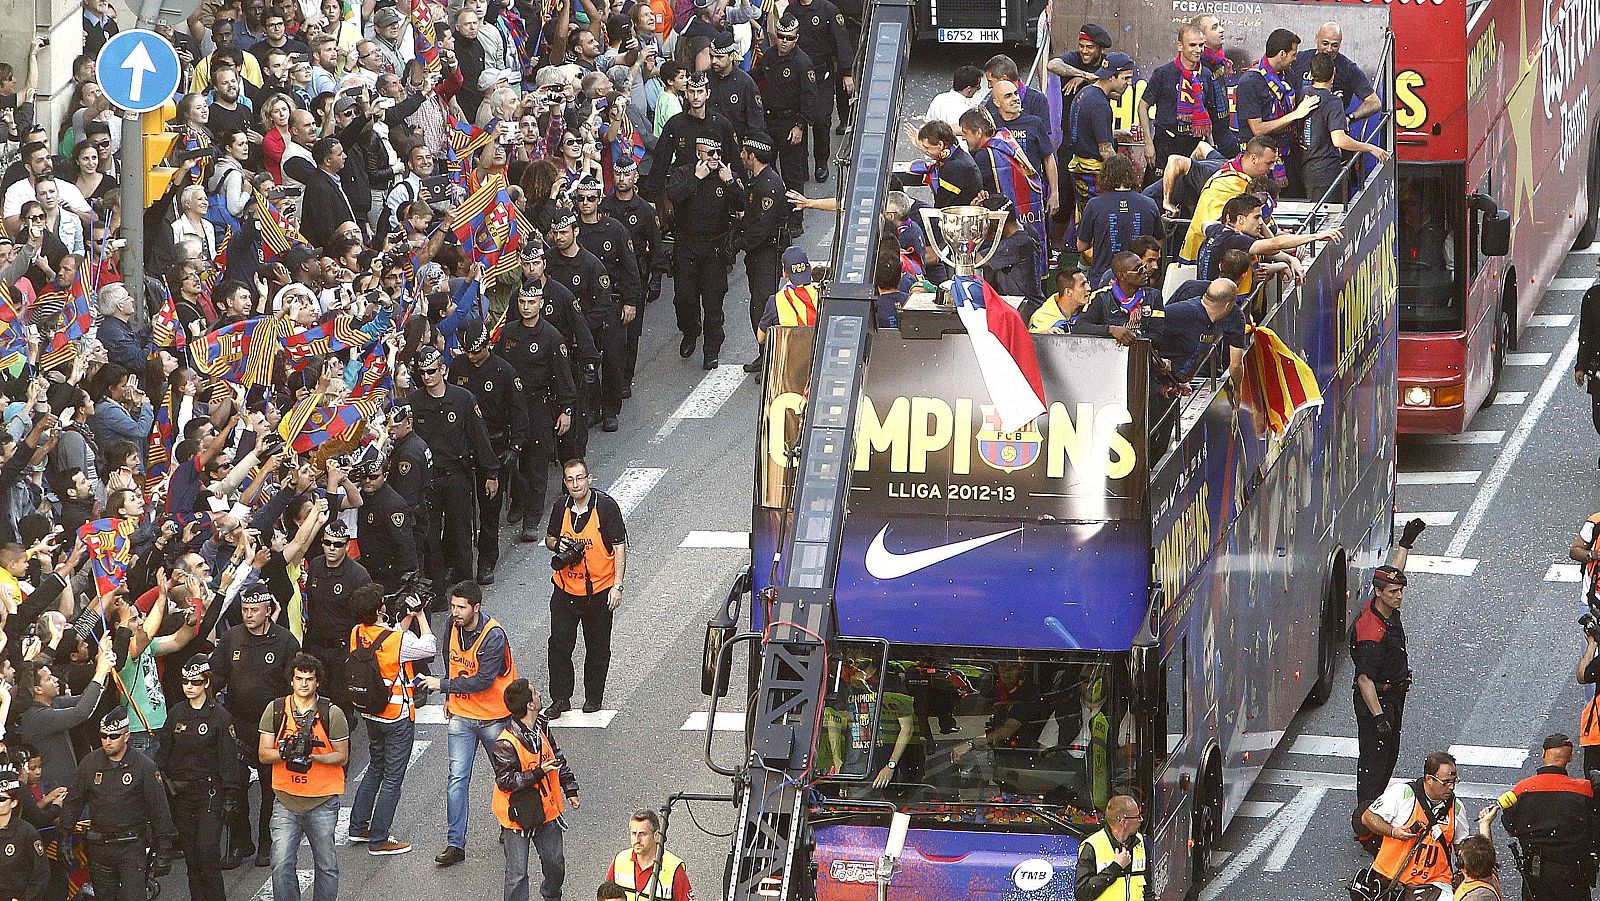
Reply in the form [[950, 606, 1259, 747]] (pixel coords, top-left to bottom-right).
[[96, 29, 182, 113]]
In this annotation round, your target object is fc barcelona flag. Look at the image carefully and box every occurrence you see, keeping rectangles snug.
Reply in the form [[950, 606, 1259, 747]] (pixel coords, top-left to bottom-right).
[[254, 191, 306, 261], [78, 517, 137, 596], [40, 265, 95, 370], [147, 385, 177, 498], [0, 285, 29, 376], [1241, 324, 1324, 439], [193, 316, 292, 386], [281, 396, 379, 453], [447, 116, 493, 160], [979, 129, 1047, 280], [350, 343, 394, 399], [410, 0, 441, 74], [152, 287, 188, 351], [281, 315, 368, 370]]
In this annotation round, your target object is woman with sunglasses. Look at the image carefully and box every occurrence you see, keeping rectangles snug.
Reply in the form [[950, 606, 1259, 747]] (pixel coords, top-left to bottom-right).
[[155, 654, 242, 900]]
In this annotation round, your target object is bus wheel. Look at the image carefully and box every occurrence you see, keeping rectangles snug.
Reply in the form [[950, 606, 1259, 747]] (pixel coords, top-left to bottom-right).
[[1186, 759, 1223, 901], [1575, 131, 1600, 249], [1487, 307, 1510, 403], [1306, 557, 1346, 707]]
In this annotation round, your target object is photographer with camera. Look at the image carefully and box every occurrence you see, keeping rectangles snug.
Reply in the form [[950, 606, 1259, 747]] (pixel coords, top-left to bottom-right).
[[1488, 734, 1597, 900], [257, 653, 350, 901], [491, 678, 581, 901], [346, 583, 436, 856], [1350, 516, 1427, 851], [544, 458, 626, 718]]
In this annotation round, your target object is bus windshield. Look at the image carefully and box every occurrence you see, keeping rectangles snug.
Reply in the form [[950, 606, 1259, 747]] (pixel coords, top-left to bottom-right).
[[814, 649, 1137, 834], [1397, 163, 1467, 332]]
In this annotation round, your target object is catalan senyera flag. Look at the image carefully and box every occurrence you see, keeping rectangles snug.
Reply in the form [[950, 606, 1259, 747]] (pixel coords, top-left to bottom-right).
[[281, 315, 368, 370], [152, 287, 188, 351], [78, 517, 138, 596], [1242, 324, 1324, 439]]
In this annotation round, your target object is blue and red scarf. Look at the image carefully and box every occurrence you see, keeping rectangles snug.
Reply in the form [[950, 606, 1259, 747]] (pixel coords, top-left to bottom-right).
[[982, 130, 1048, 279], [1176, 56, 1212, 137], [1110, 280, 1149, 326], [1249, 57, 1296, 181]]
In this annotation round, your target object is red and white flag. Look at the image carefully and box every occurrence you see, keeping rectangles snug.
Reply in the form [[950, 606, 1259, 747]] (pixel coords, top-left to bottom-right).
[[949, 276, 1046, 431]]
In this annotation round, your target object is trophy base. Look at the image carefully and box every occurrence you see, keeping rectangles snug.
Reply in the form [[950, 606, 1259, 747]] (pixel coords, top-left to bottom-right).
[[897, 285, 965, 340]]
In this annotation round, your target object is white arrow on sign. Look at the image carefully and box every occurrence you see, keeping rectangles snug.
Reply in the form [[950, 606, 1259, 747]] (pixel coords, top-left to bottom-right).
[[122, 40, 156, 103]]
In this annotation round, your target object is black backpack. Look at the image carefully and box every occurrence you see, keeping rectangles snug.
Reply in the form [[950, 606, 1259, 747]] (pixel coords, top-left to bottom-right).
[[346, 629, 396, 716]]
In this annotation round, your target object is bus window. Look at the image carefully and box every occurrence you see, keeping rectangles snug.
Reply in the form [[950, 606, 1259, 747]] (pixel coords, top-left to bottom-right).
[[1398, 163, 1468, 332], [1160, 640, 1187, 764], [816, 651, 1138, 830]]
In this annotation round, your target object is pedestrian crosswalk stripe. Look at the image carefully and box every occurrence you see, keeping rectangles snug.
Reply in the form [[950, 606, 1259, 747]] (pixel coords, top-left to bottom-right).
[[1547, 562, 1582, 582], [1401, 512, 1458, 527], [547, 709, 618, 728], [680, 530, 751, 549], [1257, 767, 1511, 800], [1549, 276, 1595, 290], [653, 366, 749, 441], [609, 467, 666, 518], [1531, 314, 1575, 327], [1506, 352, 1553, 366], [1448, 744, 1528, 769], [1397, 470, 1481, 485], [338, 740, 432, 844], [415, 705, 447, 724], [1404, 554, 1480, 576], [252, 867, 314, 901], [682, 711, 747, 731], [1492, 391, 1528, 405], [1288, 734, 1358, 757], [1236, 800, 1283, 818], [1414, 430, 1504, 446]]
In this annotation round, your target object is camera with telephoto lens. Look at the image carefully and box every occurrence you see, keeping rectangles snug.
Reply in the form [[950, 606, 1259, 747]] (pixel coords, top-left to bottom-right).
[[1582, 612, 1600, 641], [277, 708, 322, 773], [550, 536, 587, 570]]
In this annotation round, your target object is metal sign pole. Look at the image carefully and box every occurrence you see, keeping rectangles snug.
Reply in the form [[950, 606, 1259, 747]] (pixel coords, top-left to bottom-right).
[[119, 108, 145, 308]]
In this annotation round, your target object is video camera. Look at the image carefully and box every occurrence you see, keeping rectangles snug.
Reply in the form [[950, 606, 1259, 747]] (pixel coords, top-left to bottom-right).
[[277, 707, 325, 774], [1583, 612, 1600, 642], [388, 571, 433, 617]]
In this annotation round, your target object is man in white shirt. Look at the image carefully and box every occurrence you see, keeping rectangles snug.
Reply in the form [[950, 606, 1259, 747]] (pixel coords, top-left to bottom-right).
[[925, 65, 985, 132], [1359, 751, 1491, 899], [3, 142, 91, 230]]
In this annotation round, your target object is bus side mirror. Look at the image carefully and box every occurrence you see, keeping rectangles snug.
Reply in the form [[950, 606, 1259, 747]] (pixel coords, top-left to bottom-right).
[[1481, 210, 1511, 257]]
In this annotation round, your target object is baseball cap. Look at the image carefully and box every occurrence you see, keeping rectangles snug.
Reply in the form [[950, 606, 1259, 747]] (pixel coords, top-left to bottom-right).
[[1545, 733, 1575, 750], [1079, 23, 1113, 48], [373, 5, 403, 27], [0, 769, 21, 794], [478, 67, 515, 90], [333, 94, 360, 116], [1095, 51, 1136, 79], [1372, 565, 1407, 587], [783, 246, 812, 285]]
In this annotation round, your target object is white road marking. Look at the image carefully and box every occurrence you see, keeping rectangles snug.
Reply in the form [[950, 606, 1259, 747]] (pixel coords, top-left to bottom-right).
[[1492, 391, 1528, 405], [1255, 767, 1511, 799], [681, 711, 748, 731], [415, 705, 447, 724], [1199, 787, 1322, 900], [653, 366, 749, 441], [1448, 745, 1529, 769], [1449, 326, 1582, 557], [1549, 276, 1595, 290], [1289, 734, 1358, 757], [547, 709, 618, 728], [1236, 800, 1284, 818], [252, 868, 314, 901], [1207, 851, 1232, 869], [338, 740, 432, 844], [1397, 470, 1481, 485], [607, 467, 667, 518], [1262, 786, 1328, 872], [1404, 554, 1480, 576], [1414, 430, 1504, 445], [1531, 313, 1575, 327], [679, 530, 751, 549], [1402, 512, 1458, 526], [1506, 352, 1553, 366], [1548, 562, 1583, 582]]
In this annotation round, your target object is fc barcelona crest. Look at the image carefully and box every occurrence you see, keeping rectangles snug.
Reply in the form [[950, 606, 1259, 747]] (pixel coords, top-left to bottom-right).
[[976, 405, 1041, 473]]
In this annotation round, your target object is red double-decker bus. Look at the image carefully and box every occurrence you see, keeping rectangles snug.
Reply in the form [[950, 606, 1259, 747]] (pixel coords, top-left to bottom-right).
[[1385, 0, 1600, 432]]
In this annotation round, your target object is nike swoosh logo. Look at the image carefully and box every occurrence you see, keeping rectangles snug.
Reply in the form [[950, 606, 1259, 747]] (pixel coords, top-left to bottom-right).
[[863, 525, 1024, 580]]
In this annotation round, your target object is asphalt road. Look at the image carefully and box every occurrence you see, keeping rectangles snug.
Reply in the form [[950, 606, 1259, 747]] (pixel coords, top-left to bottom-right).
[[179, 39, 1600, 901]]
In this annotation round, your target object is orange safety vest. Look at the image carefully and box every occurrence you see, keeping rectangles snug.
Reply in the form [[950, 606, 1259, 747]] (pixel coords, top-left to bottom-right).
[[271, 697, 346, 798], [1374, 786, 1457, 886], [1583, 513, 1600, 602], [552, 500, 616, 596], [1455, 877, 1502, 901], [447, 617, 518, 720], [350, 623, 414, 721], [491, 724, 564, 831], [775, 284, 820, 327], [1583, 695, 1600, 747]]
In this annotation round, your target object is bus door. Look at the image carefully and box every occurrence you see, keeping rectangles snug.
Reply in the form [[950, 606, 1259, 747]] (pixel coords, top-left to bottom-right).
[[1150, 637, 1193, 897]]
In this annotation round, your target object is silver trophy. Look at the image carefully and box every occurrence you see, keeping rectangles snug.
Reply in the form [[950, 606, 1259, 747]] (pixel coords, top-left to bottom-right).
[[917, 204, 1011, 305]]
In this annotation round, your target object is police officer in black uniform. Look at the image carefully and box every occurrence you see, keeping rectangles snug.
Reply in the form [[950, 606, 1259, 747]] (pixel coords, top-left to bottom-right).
[[0, 768, 47, 901], [753, 16, 817, 222], [156, 655, 241, 901], [517, 241, 599, 464], [601, 158, 667, 379], [60, 708, 176, 901], [574, 179, 643, 398], [738, 134, 789, 362], [1495, 733, 1599, 900], [668, 134, 745, 370], [709, 32, 766, 143], [499, 279, 579, 544], [302, 520, 373, 713], [450, 318, 529, 585], [379, 404, 430, 571], [351, 447, 420, 592], [407, 344, 497, 592], [646, 72, 740, 201], [791, 0, 856, 182], [547, 208, 630, 434]]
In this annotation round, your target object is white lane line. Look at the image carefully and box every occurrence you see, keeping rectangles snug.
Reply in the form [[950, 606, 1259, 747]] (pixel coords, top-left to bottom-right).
[[1414, 430, 1504, 446], [682, 711, 748, 731], [1506, 352, 1553, 366], [1449, 745, 1529, 769], [1492, 391, 1528, 406], [608, 467, 666, 518], [547, 709, 619, 728], [1289, 734, 1358, 757], [253, 868, 314, 901], [1405, 554, 1480, 576], [339, 740, 432, 843], [1262, 786, 1328, 872], [1549, 276, 1595, 290], [1402, 512, 1458, 527], [415, 705, 446, 724], [1207, 851, 1232, 869], [652, 366, 749, 441], [1397, 470, 1481, 485], [1548, 563, 1583, 582], [1256, 768, 1511, 799], [1531, 314, 1575, 327], [1236, 800, 1284, 818], [1449, 326, 1582, 557], [1199, 787, 1321, 900], [680, 530, 751, 549]]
